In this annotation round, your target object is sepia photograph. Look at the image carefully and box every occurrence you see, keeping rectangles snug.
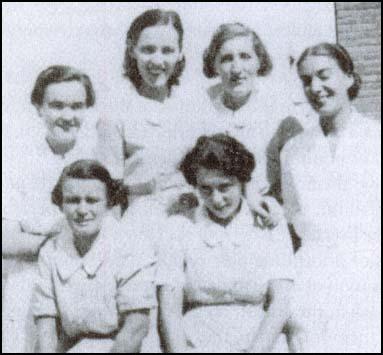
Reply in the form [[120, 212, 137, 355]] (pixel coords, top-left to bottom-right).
[[2, 2, 381, 353]]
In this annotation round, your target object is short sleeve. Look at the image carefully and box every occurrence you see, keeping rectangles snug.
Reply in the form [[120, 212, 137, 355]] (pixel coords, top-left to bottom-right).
[[261, 221, 296, 282], [32, 241, 58, 318], [155, 217, 186, 288], [115, 236, 157, 313], [280, 143, 301, 224]]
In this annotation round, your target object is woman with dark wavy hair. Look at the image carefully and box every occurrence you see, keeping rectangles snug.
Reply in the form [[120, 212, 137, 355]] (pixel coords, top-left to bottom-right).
[[157, 134, 295, 352], [281, 43, 381, 352], [97, 9, 192, 215]]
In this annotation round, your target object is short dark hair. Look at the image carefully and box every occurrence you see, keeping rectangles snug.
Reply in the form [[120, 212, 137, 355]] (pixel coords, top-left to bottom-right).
[[297, 42, 361, 100], [52, 160, 125, 208], [203, 23, 272, 78], [123, 9, 185, 91], [180, 134, 255, 187], [31, 65, 95, 107]]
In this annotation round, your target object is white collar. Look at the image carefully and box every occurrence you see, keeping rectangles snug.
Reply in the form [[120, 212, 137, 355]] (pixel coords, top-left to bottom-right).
[[54, 216, 117, 281], [194, 200, 256, 248]]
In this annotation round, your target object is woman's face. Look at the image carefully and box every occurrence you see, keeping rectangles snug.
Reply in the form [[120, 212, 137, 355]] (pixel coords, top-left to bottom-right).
[[215, 34, 260, 98], [38, 81, 87, 144], [196, 167, 242, 221], [61, 178, 108, 239], [133, 24, 182, 89], [298, 55, 354, 116]]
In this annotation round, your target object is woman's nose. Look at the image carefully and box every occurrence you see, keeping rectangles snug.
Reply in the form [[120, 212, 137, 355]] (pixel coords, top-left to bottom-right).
[[76, 201, 88, 215], [61, 107, 75, 120], [310, 77, 323, 93], [230, 58, 241, 74], [211, 190, 224, 205], [149, 52, 165, 66]]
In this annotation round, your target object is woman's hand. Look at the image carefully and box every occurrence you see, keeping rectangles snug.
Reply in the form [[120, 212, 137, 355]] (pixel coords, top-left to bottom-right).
[[248, 196, 284, 229], [284, 317, 306, 353]]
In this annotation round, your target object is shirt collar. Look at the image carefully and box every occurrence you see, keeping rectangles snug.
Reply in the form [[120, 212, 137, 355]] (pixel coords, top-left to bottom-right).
[[54, 216, 115, 281], [195, 199, 255, 248]]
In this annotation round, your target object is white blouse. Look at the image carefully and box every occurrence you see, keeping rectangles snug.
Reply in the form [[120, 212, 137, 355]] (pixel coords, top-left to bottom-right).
[[96, 84, 198, 193], [3, 119, 97, 230]]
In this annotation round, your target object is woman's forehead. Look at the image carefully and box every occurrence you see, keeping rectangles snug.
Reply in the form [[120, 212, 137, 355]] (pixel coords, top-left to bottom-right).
[[299, 55, 341, 74], [62, 178, 107, 194], [44, 81, 86, 103], [196, 167, 238, 184], [136, 24, 180, 46]]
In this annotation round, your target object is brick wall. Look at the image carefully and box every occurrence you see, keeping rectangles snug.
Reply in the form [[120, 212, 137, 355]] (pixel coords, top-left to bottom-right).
[[335, 2, 381, 120]]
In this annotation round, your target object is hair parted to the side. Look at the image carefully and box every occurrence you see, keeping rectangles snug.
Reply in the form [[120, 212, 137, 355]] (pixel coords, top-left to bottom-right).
[[52, 160, 127, 208], [180, 133, 255, 187], [31, 65, 95, 107], [123, 9, 185, 91], [297, 42, 361, 100]]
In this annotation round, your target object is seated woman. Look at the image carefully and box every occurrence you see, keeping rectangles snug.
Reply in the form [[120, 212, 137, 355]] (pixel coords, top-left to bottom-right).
[[32, 160, 157, 353], [157, 134, 295, 353], [2, 65, 98, 353]]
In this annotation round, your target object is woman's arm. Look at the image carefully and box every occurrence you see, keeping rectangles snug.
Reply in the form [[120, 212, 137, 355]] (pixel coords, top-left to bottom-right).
[[158, 285, 188, 353], [110, 309, 150, 353], [2, 219, 46, 257], [36, 317, 58, 353], [248, 279, 293, 353]]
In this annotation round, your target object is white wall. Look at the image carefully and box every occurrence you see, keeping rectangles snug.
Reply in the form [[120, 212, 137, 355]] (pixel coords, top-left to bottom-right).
[[2, 2, 336, 134]]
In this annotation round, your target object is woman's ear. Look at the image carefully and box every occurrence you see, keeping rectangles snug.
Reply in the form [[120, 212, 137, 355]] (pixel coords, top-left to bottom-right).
[[345, 72, 356, 91]]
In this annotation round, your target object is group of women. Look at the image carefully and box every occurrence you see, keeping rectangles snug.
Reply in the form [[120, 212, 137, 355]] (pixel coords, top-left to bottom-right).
[[2, 8, 381, 353]]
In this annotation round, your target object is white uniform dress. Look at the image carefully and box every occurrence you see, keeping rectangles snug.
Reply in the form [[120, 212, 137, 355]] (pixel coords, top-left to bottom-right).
[[32, 215, 157, 353], [2, 119, 97, 353], [157, 201, 295, 353], [281, 108, 381, 353]]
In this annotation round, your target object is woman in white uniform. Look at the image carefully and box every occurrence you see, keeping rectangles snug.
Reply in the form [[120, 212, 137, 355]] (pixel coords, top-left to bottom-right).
[[2, 65, 98, 352], [158, 134, 295, 353], [201, 23, 304, 216], [97, 9, 193, 217], [33, 160, 156, 353], [281, 43, 381, 353]]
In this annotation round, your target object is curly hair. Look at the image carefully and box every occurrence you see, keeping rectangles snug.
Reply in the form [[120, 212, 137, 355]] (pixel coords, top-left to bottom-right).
[[203, 23, 272, 79], [123, 9, 185, 91], [297, 42, 362, 100], [31, 65, 95, 107], [180, 134, 255, 187], [52, 160, 127, 208]]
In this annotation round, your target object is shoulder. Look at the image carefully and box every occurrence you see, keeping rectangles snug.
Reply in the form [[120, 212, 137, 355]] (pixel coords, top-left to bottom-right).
[[281, 126, 319, 162], [103, 216, 155, 259], [38, 237, 59, 265]]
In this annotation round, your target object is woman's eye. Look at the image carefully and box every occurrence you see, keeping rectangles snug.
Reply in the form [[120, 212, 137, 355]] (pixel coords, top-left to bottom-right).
[[200, 186, 212, 195], [240, 52, 252, 60], [86, 197, 100, 204], [300, 76, 312, 86], [49, 101, 64, 110], [220, 54, 233, 63], [219, 185, 231, 193], [63, 197, 80, 204], [71, 102, 85, 110], [318, 74, 330, 81], [162, 46, 175, 55], [140, 45, 156, 54]]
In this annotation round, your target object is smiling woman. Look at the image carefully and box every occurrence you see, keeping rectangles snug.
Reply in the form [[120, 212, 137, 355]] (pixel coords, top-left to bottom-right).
[[32, 160, 157, 353]]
